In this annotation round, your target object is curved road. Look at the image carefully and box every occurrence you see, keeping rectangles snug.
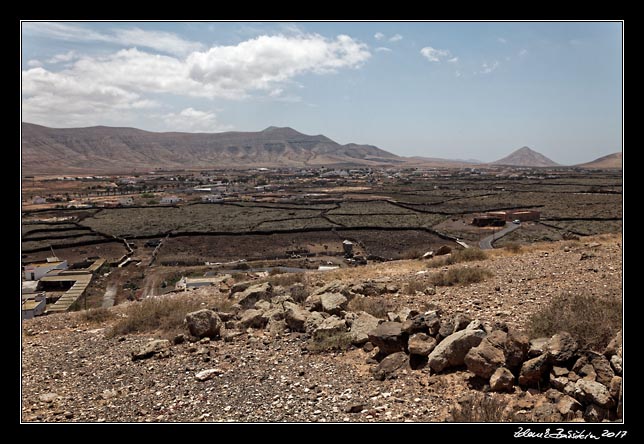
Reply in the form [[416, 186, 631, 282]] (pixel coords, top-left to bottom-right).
[[479, 223, 521, 250]]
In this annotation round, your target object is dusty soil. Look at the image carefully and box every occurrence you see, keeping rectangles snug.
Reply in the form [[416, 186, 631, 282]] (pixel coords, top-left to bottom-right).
[[21, 234, 622, 423]]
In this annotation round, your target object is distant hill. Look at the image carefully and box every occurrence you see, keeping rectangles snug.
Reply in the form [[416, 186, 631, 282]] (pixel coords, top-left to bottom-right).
[[492, 146, 559, 167], [577, 152, 622, 169], [21, 123, 403, 174]]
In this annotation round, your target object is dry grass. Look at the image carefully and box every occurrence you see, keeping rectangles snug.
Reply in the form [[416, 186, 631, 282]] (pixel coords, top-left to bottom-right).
[[404, 280, 428, 294], [528, 291, 622, 351], [267, 272, 306, 287], [427, 248, 488, 269], [503, 242, 522, 253], [107, 295, 208, 339], [451, 393, 508, 422], [307, 331, 354, 352], [430, 266, 493, 287], [78, 307, 115, 324], [347, 295, 397, 319]]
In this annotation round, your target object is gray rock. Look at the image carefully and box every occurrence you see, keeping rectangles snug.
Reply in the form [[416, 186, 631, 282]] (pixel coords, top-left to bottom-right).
[[583, 404, 608, 422], [367, 322, 405, 356], [574, 379, 613, 408], [504, 329, 529, 370], [547, 332, 578, 364], [254, 300, 271, 311], [464, 339, 506, 379], [435, 245, 452, 256], [579, 363, 597, 381], [489, 367, 514, 392], [609, 376, 621, 400], [408, 333, 437, 357], [185, 309, 223, 339], [311, 316, 347, 341], [261, 307, 286, 323], [551, 376, 569, 391], [589, 353, 614, 386], [304, 311, 327, 334], [230, 281, 251, 295], [438, 319, 455, 339], [428, 323, 486, 372], [531, 402, 563, 422], [131, 339, 171, 361], [518, 353, 550, 387], [402, 310, 440, 336], [283, 302, 310, 332], [304, 293, 323, 312], [346, 403, 365, 413], [39, 393, 59, 403], [195, 368, 223, 381], [233, 282, 273, 308], [610, 355, 622, 375], [528, 337, 550, 358], [239, 309, 267, 329], [348, 311, 380, 346], [371, 352, 408, 381], [551, 366, 569, 377], [453, 313, 472, 333], [319, 292, 348, 315]]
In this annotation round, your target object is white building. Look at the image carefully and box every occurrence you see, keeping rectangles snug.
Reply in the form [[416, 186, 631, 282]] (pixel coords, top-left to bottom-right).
[[23, 258, 68, 281], [160, 196, 182, 204]]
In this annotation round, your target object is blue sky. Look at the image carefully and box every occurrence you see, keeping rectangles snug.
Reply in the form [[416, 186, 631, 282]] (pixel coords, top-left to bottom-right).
[[21, 21, 622, 164]]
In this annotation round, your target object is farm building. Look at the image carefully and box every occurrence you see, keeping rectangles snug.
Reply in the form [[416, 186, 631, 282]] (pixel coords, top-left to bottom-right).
[[23, 258, 68, 281], [160, 196, 182, 204], [22, 292, 46, 319]]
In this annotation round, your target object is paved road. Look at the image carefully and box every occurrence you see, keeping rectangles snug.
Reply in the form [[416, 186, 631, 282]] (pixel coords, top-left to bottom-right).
[[479, 223, 521, 250]]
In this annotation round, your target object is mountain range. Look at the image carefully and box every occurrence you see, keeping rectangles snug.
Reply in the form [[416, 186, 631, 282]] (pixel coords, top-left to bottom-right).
[[21, 123, 621, 174]]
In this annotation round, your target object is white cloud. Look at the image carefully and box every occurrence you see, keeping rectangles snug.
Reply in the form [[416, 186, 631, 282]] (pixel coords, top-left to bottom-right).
[[22, 22, 204, 56], [26, 60, 42, 68], [420, 46, 452, 62], [47, 50, 77, 64], [519, 48, 528, 57], [374, 32, 385, 41], [480, 61, 499, 74], [162, 107, 231, 132], [497, 37, 507, 44], [448, 57, 459, 63], [455, 71, 462, 78], [376, 47, 392, 52], [22, 33, 371, 127], [389, 34, 403, 42]]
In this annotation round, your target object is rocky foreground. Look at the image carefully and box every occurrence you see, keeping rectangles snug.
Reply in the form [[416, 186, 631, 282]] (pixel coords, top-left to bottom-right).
[[21, 235, 622, 423]]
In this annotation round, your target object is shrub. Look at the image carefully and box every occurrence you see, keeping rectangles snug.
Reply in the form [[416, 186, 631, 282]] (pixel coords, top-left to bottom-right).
[[289, 284, 310, 303], [347, 296, 396, 319], [231, 272, 246, 281], [269, 267, 286, 275], [527, 292, 622, 351], [404, 280, 427, 294], [430, 266, 493, 286], [306, 331, 354, 352], [427, 248, 487, 269], [107, 296, 205, 338], [267, 272, 306, 287], [79, 307, 114, 323], [451, 393, 507, 422]]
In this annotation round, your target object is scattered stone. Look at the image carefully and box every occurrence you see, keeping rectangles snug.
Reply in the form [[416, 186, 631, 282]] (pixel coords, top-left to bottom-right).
[[363, 342, 374, 352], [172, 334, 185, 345], [64, 411, 74, 419], [504, 329, 530, 370], [610, 355, 622, 375], [408, 333, 437, 357], [551, 366, 569, 377], [367, 322, 405, 356], [254, 300, 271, 311], [518, 353, 550, 387], [319, 293, 348, 315], [588, 353, 614, 386], [453, 313, 472, 333], [531, 401, 563, 422], [312, 316, 347, 341], [304, 293, 323, 312], [185, 309, 222, 339], [609, 376, 621, 400], [239, 309, 267, 329], [489, 367, 514, 392], [528, 337, 550, 358], [346, 403, 365, 413], [579, 364, 597, 381], [304, 311, 327, 334], [131, 339, 171, 361], [583, 404, 608, 422], [547, 332, 578, 364], [195, 368, 223, 382], [574, 379, 613, 408], [556, 395, 582, 417], [550, 376, 569, 391], [371, 352, 408, 381], [233, 282, 273, 308], [348, 312, 380, 346], [604, 330, 622, 358], [283, 302, 310, 332], [39, 393, 59, 403], [428, 322, 486, 373]]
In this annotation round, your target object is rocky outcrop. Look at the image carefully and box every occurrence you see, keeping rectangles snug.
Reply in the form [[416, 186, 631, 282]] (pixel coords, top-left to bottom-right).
[[371, 352, 408, 381], [232, 282, 273, 308], [367, 322, 406, 356], [319, 293, 348, 315], [348, 312, 380, 346], [428, 322, 486, 372], [547, 332, 578, 364], [185, 309, 222, 339], [489, 367, 514, 392], [283, 302, 310, 332], [518, 353, 550, 387], [464, 338, 506, 379], [131, 339, 171, 361], [408, 333, 437, 357]]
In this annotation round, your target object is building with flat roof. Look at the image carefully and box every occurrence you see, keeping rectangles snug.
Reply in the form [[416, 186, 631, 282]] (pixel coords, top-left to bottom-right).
[[23, 259, 68, 281]]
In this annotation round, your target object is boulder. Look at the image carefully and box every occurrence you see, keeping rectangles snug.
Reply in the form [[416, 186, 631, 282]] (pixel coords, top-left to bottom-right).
[[131, 339, 171, 361], [604, 330, 622, 358], [453, 313, 472, 333], [574, 379, 613, 408], [609, 376, 621, 400], [195, 368, 223, 381], [556, 395, 582, 417], [531, 402, 563, 422], [185, 309, 222, 339], [320, 292, 348, 315], [408, 333, 437, 357], [518, 353, 550, 387], [588, 353, 615, 386], [528, 337, 550, 358], [547, 332, 578, 364], [489, 367, 514, 392], [304, 311, 327, 334], [435, 245, 452, 256], [579, 363, 597, 381], [551, 376, 569, 391], [239, 309, 267, 329], [283, 302, 310, 332], [230, 281, 251, 295], [304, 293, 323, 312], [315, 280, 352, 297], [371, 352, 408, 381], [438, 319, 455, 339], [504, 329, 530, 370], [261, 307, 286, 324], [610, 355, 622, 375], [583, 404, 608, 422], [427, 322, 486, 372], [367, 322, 406, 356], [464, 339, 506, 379], [348, 312, 380, 346], [232, 282, 273, 308], [311, 316, 347, 341], [254, 300, 271, 311]]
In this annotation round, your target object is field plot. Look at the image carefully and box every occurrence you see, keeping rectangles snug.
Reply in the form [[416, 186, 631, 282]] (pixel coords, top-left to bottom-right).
[[540, 220, 623, 236], [336, 229, 452, 260], [21, 241, 128, 264], [326, 200, 419, 215], [326, 213, 444, 228]]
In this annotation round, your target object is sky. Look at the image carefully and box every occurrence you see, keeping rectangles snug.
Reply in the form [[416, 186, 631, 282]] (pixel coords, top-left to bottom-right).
[[21, 21, 622, 164]]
